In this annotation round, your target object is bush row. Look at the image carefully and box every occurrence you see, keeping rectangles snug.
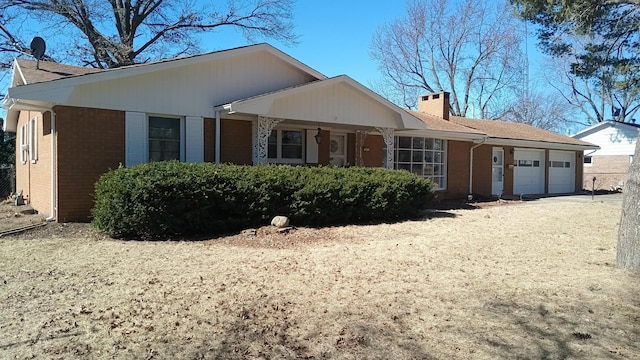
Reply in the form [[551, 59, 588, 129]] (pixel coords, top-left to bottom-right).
[[92, 161, 434, 238]]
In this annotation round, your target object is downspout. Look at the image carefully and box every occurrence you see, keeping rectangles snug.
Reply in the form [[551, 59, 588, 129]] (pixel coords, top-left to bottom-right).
[[469, 137, 488, 195], [215, 111, 221, 164], [45, 109, 56, 221]]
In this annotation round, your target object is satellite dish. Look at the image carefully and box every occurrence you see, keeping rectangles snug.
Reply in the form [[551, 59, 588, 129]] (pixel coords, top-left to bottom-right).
[[30, 36, 46, 69]]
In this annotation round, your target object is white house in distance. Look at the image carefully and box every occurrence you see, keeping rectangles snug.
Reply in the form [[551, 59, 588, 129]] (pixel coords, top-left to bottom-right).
[[572, 120, 640, 190]]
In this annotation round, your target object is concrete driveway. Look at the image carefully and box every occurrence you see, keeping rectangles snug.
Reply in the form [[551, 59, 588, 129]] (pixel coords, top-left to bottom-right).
[[530, 192, 624, 204]]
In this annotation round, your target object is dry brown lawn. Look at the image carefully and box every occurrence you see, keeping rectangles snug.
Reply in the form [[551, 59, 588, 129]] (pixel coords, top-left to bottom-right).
[[1, 196, 638, 359]]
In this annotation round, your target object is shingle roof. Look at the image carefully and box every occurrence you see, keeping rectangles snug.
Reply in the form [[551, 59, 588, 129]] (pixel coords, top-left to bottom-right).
[[408, 110, 484, 134], [15, 58, 103, 84], [449, 116, 594, 146]]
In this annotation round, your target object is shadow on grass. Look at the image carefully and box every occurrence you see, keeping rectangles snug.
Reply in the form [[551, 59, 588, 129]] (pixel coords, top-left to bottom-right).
[[184, 296, 436, 359], [477, 295, 640, 359]]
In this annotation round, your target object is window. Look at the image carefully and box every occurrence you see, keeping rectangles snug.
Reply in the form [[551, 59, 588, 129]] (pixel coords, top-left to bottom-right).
[[516, 159, 540, 167], [268, 129, 304, 163], [393, 136, 447, 189], [584, 156, 592, 166], [18, 118, 38, 164], [20, 124, 27, 164], [148, 116, 182, 162], [29, 117, 38, 163]]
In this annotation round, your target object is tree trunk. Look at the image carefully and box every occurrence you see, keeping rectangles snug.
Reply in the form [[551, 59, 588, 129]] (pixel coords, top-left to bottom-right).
[[617, 133, 640, 271]]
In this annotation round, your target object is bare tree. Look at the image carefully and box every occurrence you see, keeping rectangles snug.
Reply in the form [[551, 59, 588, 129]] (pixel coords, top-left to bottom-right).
[[541, 38, 640, 125], [0, 0, 297, 69], [370, 0, 524, 118], [497, 91, 582, 132]]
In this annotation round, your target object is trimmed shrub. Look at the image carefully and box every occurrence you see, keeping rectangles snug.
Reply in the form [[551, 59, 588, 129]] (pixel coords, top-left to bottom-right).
[[92, 162, 434, 238]]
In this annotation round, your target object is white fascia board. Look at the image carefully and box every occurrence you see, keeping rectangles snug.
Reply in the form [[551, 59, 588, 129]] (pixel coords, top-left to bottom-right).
[[220, 75, 427, 130], [571, 122, 611, 138], [485, 137, 599, 151], [396, 129, 487, 142], [2, 110, 19, 132], [223, 97, 274, 115], [8, 84, 74, 104], [12, 59, 27, 86], [11, 44, 327, 96]]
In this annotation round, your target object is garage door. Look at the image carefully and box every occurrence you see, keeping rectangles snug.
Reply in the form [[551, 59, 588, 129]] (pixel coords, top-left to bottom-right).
[[548, 150, 575, 193], [513, 149, 545, 194]]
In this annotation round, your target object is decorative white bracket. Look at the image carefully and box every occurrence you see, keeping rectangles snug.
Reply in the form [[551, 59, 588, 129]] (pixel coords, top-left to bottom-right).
[[254, 116, 283, 164], [376, 127, 395, 169]]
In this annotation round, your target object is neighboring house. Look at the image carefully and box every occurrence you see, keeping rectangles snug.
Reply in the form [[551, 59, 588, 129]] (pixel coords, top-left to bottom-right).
[[2, 44, 597, 222], [572, 120, 640, 190]]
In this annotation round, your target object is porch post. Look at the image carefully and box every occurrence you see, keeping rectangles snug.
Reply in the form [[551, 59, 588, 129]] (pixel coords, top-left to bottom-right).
[[355, 129, 371, 167], [254, 116, 283, 164], [376, 127, 395, 169]]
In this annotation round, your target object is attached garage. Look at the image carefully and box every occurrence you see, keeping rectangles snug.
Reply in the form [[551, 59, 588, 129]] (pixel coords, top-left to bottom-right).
[[513, 149, 545, 195], [548, 150, 575, 193]]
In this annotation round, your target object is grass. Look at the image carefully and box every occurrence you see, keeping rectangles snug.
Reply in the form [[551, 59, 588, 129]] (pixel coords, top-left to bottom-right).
[[0, 198, 638, 359]]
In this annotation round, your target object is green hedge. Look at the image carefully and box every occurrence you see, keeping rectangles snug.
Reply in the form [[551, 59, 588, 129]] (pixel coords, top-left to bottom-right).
[[92, 161, 434, 238]]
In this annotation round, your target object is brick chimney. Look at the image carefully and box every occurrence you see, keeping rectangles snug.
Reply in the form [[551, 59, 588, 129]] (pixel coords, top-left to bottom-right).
[[418, 92, 450, 120]]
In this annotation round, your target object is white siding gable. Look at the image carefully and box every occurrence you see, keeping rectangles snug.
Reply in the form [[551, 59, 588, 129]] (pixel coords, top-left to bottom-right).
[[266, 82, 403, 128], [64, 51, 317, 118], [577, 124, 639, 156]]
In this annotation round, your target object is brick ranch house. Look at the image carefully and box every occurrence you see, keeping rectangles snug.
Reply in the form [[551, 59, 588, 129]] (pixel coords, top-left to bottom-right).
[[2, 44, 597, 222]]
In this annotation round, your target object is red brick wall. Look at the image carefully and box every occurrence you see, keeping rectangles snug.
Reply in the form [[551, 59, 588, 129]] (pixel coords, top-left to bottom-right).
[[317, 130, 330, 166], [362, 135, 384, 168], [203, 117, 216, 163], [203, 118, 253, 165], [439, 140, 471, 199], [55, 106, 125, 222], [583, 154, 631, 190], [471, 145, 493, 197]]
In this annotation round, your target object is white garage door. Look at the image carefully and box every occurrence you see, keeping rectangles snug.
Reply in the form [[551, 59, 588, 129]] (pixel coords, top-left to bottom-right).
[[548, 150, 575, 193], [514, 149, 545, 195]]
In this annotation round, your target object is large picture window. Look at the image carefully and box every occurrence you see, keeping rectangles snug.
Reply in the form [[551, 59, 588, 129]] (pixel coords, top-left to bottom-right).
[[268, 129, 304, 163], [148, 116, 182, 162], [394, 136, 447, 189]]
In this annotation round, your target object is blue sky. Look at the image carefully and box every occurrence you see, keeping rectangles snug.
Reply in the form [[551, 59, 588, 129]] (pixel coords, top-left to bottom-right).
[[202, 0, 549, 102], [203, 1, 408, 87], [2, 0, 550, 122]]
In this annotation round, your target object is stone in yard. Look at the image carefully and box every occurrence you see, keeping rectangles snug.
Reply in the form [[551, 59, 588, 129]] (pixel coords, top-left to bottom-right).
[[271, 216, 290, 228]]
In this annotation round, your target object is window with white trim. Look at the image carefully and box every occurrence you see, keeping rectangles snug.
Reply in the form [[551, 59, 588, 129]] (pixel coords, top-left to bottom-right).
[[148, 116, 183, 162], [20, 124, 28, 164], [29, 117, 38, 163], [268, 129, 305, 164], [583, 156, 592, 166], [393, 136, 447, 189]]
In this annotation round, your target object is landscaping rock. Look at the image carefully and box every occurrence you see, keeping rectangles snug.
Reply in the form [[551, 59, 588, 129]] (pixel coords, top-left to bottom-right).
[[271, 216, 290, 228]]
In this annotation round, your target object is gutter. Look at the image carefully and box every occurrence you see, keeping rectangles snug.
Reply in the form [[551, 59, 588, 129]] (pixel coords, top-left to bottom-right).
[[469, 137, 488, 195], [45, 109, 56, 222], [215, 110, 221, 164]]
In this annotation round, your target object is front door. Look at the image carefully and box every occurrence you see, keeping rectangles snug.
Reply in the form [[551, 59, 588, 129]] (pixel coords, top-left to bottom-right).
[[329, 134, 347, 166], [492, 147, 504, 196]]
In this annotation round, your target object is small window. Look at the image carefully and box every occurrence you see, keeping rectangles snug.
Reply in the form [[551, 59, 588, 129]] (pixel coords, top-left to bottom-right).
[[584, 156, 592, 166], [29, 117, 38, 163], [20, 125, 28, 164], [148, 116, 181, 162]]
